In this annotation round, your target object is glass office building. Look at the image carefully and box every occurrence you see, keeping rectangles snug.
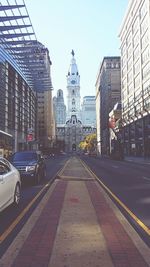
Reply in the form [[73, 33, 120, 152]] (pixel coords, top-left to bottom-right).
[[0, 1, 53, 154], [0, 46, 36, 152]]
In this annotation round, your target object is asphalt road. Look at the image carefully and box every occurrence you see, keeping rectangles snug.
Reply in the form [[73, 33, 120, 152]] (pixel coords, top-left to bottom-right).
[[80, 155, 150, 246], [0, 155, 69, 257], [0, 154, 150, 257]]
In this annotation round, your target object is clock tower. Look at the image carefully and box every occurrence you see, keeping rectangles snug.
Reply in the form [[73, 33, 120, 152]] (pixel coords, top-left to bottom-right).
[[66, 50, 81, 120], [55, 50, 96, 153]]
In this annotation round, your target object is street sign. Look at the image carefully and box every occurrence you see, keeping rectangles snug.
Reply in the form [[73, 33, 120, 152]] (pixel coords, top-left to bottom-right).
[[27, 134, 33, 142]]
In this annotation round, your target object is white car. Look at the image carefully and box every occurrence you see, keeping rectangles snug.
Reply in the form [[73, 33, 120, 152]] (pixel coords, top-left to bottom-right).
[[0, 157, 21, 212]]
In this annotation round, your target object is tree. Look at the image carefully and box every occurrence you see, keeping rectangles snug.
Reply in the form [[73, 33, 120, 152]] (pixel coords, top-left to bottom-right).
[[79, 133, 97, 152]]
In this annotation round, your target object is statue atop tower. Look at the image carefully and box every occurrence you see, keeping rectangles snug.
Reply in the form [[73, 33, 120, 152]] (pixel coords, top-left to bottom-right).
[[71, 49, 75, 57]]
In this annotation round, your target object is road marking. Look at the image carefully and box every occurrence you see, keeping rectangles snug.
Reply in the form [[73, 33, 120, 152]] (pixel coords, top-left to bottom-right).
[[0, 164, 67, 244], [112, 165, 119, 168], [80, 158, 150, 237], [142, 176, 150, 181], [0, 184, 48, 243], [58, 158, 71, 176]]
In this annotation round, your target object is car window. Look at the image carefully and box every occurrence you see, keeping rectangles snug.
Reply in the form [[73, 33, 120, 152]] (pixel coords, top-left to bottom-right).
[[2, 158, 11, 169], [13, 152, 38, 161], [0, 162, 10, 175]]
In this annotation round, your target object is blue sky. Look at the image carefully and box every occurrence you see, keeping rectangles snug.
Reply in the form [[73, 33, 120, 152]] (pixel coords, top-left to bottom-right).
[[25, 0, 128, 103]]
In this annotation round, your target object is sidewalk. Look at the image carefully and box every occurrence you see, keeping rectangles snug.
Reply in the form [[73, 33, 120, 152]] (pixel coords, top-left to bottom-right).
[[0, 157, 150, 267]]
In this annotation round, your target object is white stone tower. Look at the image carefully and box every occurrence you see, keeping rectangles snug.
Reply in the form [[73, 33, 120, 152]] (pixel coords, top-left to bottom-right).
[[66, 50, 81, 120]]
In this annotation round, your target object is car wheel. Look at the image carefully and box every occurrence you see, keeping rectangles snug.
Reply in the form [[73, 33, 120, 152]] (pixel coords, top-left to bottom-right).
[[14, 183, 21, 206]]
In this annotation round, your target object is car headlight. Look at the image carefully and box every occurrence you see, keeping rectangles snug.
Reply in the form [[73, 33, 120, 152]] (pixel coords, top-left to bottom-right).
[[26, 165, 36, 172]]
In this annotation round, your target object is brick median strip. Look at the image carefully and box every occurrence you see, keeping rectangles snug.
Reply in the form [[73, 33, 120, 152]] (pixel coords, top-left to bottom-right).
[[86, 181, 149, 267], [48, 180, 114, 267], [12, 181, 67, 267]]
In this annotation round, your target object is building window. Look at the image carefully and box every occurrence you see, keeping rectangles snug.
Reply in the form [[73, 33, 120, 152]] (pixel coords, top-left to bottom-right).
[[132, 17, 138, 35], [126, 31, 132, 47], [133, 45, 139, 62], [127, 70, 132, 84], [121, 42, 126, 57], [141, 31, 149, 50], [141, 47, 149, 65], [140, 15, 148, 36], [144, 97, 150, 110], [128, 82, 134, 94], [142, 63, 150, 80], [134, 74, 140, 89], [134, 60, 140, 76], [139, 1, 147, 21], [127, 44, 132, 59], [133, 31, 139, 48], [143, 80, 150, 95], [127, 57, 132, 71]]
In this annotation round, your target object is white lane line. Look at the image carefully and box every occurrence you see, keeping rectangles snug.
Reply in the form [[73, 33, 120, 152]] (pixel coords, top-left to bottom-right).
[[112, 165, 119, 168], [142, 176, 150, 181]]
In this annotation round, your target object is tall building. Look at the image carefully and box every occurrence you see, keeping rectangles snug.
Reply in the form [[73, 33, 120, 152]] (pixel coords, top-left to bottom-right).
[[81, 96, 96, 126], [56, 51, 96, 153], [0, 46, 36, 153], [64, 50, 82, 152], [35, 45, 54, 151], [37, 89, 55, 151], [0, 2, 54, 154], [119, 0, 150, 157], [95, 57, 121, 155], [53, 89, 66, 125]]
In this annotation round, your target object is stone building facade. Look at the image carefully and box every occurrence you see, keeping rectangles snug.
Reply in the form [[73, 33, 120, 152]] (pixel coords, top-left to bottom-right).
[[81, 96, 96, 127], [95, 57, 121, 155], [119, 0, 150, 157], [55, 51, 96, 153]]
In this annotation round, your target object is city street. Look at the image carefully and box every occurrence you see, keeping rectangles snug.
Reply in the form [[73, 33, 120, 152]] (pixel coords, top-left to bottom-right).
[[1, 155, 150, 267], [0, 155, 69, 258], [1, 0, 150, 266], [0, 155, 150, 259], [80, 155, 150, 245]]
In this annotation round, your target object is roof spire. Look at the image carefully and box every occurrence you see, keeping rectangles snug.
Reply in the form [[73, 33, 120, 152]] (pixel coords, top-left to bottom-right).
[[71, 49, 75, 57]]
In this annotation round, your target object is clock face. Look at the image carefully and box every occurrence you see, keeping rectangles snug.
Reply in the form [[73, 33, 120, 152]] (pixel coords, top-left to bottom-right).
[[71, 80, 76, 84]]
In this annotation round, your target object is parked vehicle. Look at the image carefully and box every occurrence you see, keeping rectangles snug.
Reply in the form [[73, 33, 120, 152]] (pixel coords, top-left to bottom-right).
[[11, 150, 46, 185], [0, 157, 21, 212]]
